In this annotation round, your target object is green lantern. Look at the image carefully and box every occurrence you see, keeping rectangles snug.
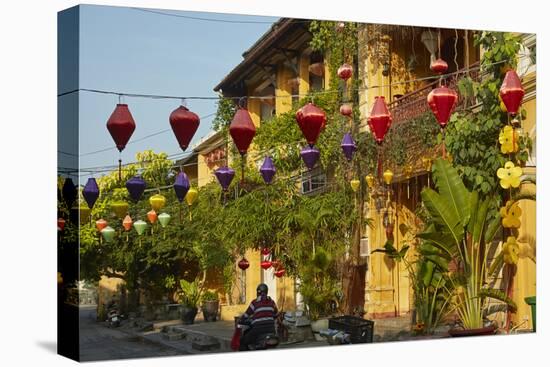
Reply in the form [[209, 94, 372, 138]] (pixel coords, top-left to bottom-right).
[[158, 213, 171, 228], [133, 220, 147, 236], [101, 226, 115, 243]]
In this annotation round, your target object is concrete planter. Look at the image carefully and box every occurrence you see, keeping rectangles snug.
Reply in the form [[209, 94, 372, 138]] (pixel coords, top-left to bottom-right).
[[202, 300, 219, 322]]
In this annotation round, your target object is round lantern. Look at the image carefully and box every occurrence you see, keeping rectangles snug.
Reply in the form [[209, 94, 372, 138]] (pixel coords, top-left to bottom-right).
[[350, 179, 360, 192], [430, 58, 448, 74], [365, 174, 375, 189], [238, 258, 250, 270], [149, 194, 166, 212], [169, 104, 200, 151], [185, 188, 198, 206], [296, 103, 326, 146], [173, 172, 190, 203], [368, 97, 392, 144], [340, 104, 353, 117], [57, 218, 66, 231], [158, 213, 171, 228], [101, 226, 116, 243], [111, 201, 129, 219], [341, 133, 357, 161], [274, 268, 286, 278], [96, 218, 108, 232], [500, 70, 524, 116], [260, 156, 276, 185], [337, 63, 353, 81], [261, 260, 272, 270], [133, 220, 147, 236], [215, 166, 235, 191], [106, 104, 136, 152], [229, 108, 256, 155], [62, 178, 77, 209], [126, 176, 146, 202], [122, 215, 132, 231], [383, 170, 394, 185], [300, 145, 320, 170], [147, 210, 158, 224], [427, 87, 458, 128], [261, 247, 271, 256], [82, 178, 100, 209]]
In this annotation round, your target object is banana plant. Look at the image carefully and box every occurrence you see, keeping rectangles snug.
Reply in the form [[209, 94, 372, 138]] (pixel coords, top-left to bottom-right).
[[417, 159, 516, 330]]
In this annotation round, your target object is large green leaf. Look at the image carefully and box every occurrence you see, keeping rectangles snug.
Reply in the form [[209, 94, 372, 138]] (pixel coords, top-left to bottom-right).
[[431, 159, 471, 226], [421, 188, 464, 245], [485, 212, 502, 243], [417, 232, 457, 259], [472, 195, 490, 245]]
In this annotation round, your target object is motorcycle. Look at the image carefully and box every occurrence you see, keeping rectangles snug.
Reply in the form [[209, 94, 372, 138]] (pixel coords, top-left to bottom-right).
[[106, 304, 122, 328], [233, 316, 280, 351]]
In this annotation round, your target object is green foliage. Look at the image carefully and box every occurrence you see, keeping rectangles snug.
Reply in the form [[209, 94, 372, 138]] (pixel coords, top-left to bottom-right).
[[202, 290, 219, 302], [178, 278, 203, 308]]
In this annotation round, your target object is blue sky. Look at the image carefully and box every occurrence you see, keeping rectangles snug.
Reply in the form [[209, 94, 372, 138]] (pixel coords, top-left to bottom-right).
[[72, 5, 276, 177]]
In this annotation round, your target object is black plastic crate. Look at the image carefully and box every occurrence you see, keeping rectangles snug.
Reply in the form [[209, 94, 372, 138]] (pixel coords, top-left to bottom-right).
[[328, 316, 374, 343]]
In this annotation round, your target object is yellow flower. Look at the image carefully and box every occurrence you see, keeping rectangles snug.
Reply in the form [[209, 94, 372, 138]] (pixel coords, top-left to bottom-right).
[[502, 236, 520, 265], [500, 200, 522, 228], [497, 161, 522, 189], [499, 126, 519, 154]]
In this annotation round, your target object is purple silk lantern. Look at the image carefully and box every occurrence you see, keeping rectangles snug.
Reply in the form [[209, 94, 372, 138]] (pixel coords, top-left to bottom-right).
[[215, 166, 235, 191], [260, 156, 276, 184], [82, 178, 100, 209], [62, 178, 77, 209], [341, 133, 357, 161], [126, 175, 146, 202], [173, 171, 190, 203], [301, 145, 320, 170]]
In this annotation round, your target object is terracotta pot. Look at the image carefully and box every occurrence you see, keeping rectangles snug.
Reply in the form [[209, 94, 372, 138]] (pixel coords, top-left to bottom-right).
[[448, 325, 496, 337]]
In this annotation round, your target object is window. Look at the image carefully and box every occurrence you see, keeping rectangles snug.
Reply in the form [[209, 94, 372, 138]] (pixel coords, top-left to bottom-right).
[[301, 167, 327, 194]]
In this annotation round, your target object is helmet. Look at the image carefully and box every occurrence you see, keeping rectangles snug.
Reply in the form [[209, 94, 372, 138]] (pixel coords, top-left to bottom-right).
[[257, 283, 268, 296]]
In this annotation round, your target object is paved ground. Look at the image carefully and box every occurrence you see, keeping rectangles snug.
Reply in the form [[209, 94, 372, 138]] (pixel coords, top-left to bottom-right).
[[78, 306, 187, 362]]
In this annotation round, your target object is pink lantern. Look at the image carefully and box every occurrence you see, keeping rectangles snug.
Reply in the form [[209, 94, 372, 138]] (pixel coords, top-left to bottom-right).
[[430, 58, 448, 74], [340, 104, 353, 117], [337, 63, 353, 81]]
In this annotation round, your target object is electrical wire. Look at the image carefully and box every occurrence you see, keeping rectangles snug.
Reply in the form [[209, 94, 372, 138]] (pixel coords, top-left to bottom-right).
[[130, 7, 284, 24]]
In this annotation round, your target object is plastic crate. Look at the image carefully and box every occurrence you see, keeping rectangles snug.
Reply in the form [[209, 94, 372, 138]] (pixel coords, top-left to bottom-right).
[[328, 316, 374, 343]]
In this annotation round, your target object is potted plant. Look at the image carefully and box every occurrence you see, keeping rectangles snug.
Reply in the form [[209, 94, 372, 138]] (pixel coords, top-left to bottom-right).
[[177, 277, 203, 325], [417, 159, 517, 336], [201, 290, 220, 322]]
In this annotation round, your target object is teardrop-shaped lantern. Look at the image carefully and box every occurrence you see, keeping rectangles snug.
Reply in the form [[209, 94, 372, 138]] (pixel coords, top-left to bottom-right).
[[106, 104, 136, 152], [82, 178, 100, 209], [101, 226, 116, 243], [274, 268, 286, 278], [96, 218, 108, 232], [126, 175, 146, 202], [337, 63, 353, 81], [500, 70, 524, 115], [147, 210, 158, 224], [365, 174, 375, 189], [122, 215, 133, 231], [300, 145, 320, 170], [229, 108, 256, 155], [214, 166, 235, 191], [383, 170, 394, 185], [185, 188, 198, 206], [57, 218, 66, 231], [341, 133, 357, 161], [173, 172, 190, 203], [169, 105, 200, 151], [340, 104, 352, 117], [133, 220, 147, 236], [149, 194, 166, 212], [158, 213, 171, 228], [368, 96, 392, 144], [430, 58, 448, 74], [111, 201, 129, 219], [350, 179, 360, 192], [428, 86, 458, 128], [62, 178, 77, 209], [260, 260, 272, 270], [309, 62, 325, 77], [296, 103, 326, 146], [238, 258, 250, 270], [261, 247, 271, 256], [260, 156, 276, 184]]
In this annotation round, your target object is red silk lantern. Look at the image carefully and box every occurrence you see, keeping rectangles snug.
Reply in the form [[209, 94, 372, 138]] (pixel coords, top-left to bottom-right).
[[238, 258, 250, 270], [337, 63, 353, 81], [296, 103, 326, 146], [428, 86, 458, 128], [96, 219, 108, 232], [169, 105, 200, 151], [106, 104, 136, 152], [260, 260, 272, 270], [271, 259, 282, 271], [340, 104, 352, 117], [57, 218, 66, 231], [500, 70, 524, 115], [147, 210, 158, 224], [229, 108, 256, 155], [261, 247, 271, 256], [430, 58, 448, 74], [368, 97, 392, 144], [274, 268, 286, 278]]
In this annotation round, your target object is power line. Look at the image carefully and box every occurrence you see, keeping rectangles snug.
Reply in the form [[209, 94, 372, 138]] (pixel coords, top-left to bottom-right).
[[130, 7, 283, 24]]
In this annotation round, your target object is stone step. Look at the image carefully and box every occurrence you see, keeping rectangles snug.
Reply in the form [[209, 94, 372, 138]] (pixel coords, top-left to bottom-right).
[[192, 340, 221, 351]]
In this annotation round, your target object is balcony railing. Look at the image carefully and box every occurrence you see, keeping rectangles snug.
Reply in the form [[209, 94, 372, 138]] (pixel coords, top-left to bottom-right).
[[388, 62, 480, 126]]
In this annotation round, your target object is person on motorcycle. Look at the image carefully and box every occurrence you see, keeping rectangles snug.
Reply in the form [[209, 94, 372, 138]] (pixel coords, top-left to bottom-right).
[[238, 283, 278, 351]]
